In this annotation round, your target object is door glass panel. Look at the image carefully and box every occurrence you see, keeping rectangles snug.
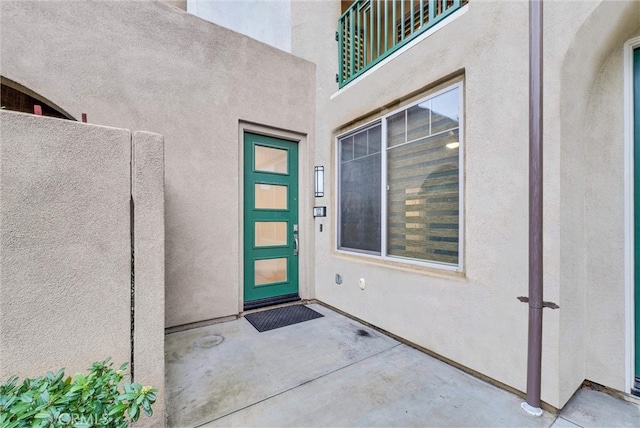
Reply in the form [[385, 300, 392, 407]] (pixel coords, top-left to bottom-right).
[[255, 184, 287, 209], [255, 145, 288, 174], [255, 222, 287, 247], [255, 258, 287, 285]]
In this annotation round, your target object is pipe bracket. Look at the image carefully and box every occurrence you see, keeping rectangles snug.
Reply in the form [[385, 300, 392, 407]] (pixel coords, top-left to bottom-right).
[[517, 296, 559, 309]]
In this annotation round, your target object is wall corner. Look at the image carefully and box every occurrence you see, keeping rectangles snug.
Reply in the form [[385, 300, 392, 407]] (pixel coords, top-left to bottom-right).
[[132, 130, 166, 426]]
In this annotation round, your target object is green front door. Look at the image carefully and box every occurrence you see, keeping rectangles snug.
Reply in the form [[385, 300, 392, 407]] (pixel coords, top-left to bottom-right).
[[243, 133, 299, 310], [634, 46, 640, 392]]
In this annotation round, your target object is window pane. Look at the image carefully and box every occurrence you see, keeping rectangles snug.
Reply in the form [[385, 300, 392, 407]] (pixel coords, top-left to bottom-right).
[[341, 135, 354, 161], [354, 130, 368, 158], [255, 258, 287, 285], [387, 129, 459, 264], [255, 146, 287, 173], [387, 111, 405, 147], [255, 184, 287, 209], [339, 125, 382, 253], [431, 88, 460, 134], [255, 222, 287, 247], [368, 126, 381, 154], [406, 102, 430, 142]]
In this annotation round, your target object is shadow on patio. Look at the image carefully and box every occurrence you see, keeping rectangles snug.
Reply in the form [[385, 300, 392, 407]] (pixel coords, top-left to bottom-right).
[[165, 303, 639, 427]]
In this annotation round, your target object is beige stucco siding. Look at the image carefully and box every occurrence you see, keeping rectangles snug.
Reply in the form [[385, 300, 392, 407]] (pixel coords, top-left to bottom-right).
[[2, 0, 638, 413], [0, 111, 131, 379], [296, 0, 540, 404], [580, 20, 640, 394], [0, 0, 316, 328], [0, 112, 167, 426], [132, 131, 166, 426], [292, 0, 640, 408]]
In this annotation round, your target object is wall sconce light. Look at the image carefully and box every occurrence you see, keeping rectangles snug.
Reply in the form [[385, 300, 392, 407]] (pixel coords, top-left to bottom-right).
[[315, 166, 324, 197]]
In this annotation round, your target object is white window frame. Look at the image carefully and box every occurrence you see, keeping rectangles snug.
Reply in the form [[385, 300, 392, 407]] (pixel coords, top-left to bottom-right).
[[336, 120, 384, 256], [624, 35, 640, 395], [335, 82, 464, 272]]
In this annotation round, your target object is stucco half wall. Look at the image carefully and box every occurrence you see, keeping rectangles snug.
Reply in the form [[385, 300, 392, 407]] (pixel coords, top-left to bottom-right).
[[0, 111, 131, 379], [0, 111, 166, 426], [0, 0, 316, 328]]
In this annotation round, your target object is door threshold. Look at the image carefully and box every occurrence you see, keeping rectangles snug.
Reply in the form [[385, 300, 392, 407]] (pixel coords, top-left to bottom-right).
[[244, 293, 300, 311], [633, 377, 640, 397]]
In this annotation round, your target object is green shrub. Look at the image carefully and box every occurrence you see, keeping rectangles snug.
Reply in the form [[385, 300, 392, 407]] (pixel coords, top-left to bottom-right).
[[0, 358, 157, 428]]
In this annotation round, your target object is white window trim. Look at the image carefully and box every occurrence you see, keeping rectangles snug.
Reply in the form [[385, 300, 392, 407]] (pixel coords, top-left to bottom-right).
[[335, 82, 464, 272], [624, 35, 640, 394]]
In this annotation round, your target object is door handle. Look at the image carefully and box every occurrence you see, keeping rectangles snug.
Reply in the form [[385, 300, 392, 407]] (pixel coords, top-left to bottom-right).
[[293, 235, 299, 256]]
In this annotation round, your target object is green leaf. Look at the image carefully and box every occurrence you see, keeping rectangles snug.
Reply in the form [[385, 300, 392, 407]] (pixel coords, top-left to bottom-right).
[[10, 402, 29, 413], [5, 420, 23, 428], [20, 395, 34, 403], [75, 374, 86, 385], [128, 404, 139, 421], [53, 369, 65, 384], [108, 403, 127, 415], [116, 392, 137, 401], [69, 383, 83, 392]]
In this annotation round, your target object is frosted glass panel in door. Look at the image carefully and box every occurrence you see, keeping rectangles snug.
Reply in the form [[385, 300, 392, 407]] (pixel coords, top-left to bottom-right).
[[255, 145, 288, 173], [255, 222, 287, 247], [255, 258, 287, 285], [255, 184, 287, 209]]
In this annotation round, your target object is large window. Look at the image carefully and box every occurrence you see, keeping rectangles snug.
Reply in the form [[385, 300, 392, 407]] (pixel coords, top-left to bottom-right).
[[337, 84, 462, 268]]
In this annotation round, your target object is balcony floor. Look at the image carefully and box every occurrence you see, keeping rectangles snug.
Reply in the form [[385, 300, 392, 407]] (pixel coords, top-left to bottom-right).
[[165, 303, 639, 427]]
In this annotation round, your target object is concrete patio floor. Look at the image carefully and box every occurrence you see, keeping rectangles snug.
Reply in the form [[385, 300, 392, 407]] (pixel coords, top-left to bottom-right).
[[165, 303, 640, 427]]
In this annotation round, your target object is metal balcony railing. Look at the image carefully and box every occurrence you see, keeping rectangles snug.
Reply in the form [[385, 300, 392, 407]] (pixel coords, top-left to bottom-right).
[[337, 0, 468, 87]]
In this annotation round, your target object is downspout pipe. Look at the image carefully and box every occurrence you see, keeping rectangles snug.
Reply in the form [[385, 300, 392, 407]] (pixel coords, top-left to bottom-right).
[[522, 0, 544, 417]]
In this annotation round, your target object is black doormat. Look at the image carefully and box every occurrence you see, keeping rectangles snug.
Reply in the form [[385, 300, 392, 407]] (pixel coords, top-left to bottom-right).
[[244, 305, 324, 332]]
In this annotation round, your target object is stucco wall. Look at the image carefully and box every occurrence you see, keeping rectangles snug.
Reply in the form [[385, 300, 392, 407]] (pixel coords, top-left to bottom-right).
[[132, 131, 166, 426], [295, 0, 537, 404], [0, 111, 131, 379], [545, 0, 602, 406], [0, 0, 316, 328], [292, 0, 640, 408], [568, 2, 640, 394], [543, 0, 640, 404], [4, 0, 637, 412], [187, 0, 292, 52], [0, 111, 166, 426]]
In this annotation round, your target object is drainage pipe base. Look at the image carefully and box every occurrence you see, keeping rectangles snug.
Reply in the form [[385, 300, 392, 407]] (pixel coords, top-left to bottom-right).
[[521, 402, 543, 416]]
